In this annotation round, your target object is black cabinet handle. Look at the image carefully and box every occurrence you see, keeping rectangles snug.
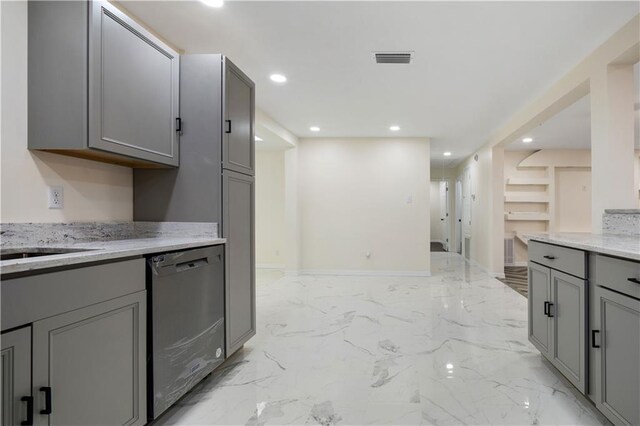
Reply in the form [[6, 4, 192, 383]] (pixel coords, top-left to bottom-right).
[[175, 117, 182, 132], [543, 255, 556, 260], [39, 387, 52, 415], [547, 302, 554, 318], [544, 301, 549, 316], [628, 278, 640, 285], [225, 120, 232, 134], [20, 396, 33, 425], [591, 330, 600, 348]]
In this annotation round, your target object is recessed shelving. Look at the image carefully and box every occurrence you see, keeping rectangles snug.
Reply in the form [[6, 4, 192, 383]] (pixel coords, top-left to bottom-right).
[[506, 178, 550, 186], [505, 212, 550, 221], [504, 192, 550, 203]]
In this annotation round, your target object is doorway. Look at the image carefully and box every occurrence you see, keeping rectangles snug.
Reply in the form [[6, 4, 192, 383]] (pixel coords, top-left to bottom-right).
[[430, 180, 450, 252], [454, 178, 463, 254]]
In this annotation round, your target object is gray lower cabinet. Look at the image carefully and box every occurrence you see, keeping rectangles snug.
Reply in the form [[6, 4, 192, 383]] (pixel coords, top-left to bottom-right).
[[549, 270, 587, 393], [590, 285, 640, 426], [31, 291, 146, 426], [223, 170, 256, 356], [528, 260, 587, 393], [28, 1, 180, 168], [528, 261, 551, 357], [1, 327, 32, 426]]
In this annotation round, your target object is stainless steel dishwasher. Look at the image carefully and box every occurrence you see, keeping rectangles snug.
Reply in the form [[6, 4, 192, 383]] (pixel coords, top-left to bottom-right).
[[147, 245, 225, 420]]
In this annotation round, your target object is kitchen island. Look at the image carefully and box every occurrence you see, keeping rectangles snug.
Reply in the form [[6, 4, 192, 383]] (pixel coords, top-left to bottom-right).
[[526, 231, 640, 425]]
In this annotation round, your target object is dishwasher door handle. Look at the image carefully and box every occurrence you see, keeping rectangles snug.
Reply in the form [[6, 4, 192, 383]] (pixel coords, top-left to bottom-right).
[[175, 258, 209, 273]]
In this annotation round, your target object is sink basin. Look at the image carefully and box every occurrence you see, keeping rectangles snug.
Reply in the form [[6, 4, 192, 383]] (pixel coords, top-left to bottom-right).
[[0, 247, 96, 261]]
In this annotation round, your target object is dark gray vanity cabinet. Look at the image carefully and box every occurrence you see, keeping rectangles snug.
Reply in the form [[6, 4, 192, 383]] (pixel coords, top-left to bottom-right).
[[28, 1, 180, 168], [528, 241, 588, 394], [589, 255, 640, 426], [1, 327, 31, 426]]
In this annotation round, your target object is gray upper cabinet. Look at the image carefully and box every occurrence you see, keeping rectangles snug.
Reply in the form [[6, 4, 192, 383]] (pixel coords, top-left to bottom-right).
[[590, 284, 640, 426], [29, 1, 180, 168], [223, 58, 255, 175], [32, 291, 147, 426], [1, 327, 32, 426], [223, 170, 256, 356]]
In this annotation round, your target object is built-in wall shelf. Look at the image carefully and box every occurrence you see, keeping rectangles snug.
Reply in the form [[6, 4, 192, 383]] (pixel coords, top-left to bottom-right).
[[505, 212, 550, 221], [506, 178, 550, 186], [505, 192, 550, 203], [514, 233, 530, 246]]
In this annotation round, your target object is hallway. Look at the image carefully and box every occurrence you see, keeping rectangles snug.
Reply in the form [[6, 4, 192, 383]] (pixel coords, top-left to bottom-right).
[[155, 253, 604, 425]]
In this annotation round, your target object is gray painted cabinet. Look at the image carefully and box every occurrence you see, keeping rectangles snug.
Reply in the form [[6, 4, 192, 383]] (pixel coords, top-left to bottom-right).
[[590, 284, 640, 426], [28, 1, 180, 168], [223, 60, 255, 175], [223, 170, 256, 355], [134, 55, 256, 358], [528, 261, 551, 357], [528, 242, 587, 393], [32, 291, 147, 426], [1, 327, 31, 426]]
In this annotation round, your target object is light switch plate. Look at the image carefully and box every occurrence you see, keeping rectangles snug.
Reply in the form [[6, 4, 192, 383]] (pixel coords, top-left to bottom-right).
[[48, 185, 64, 209]]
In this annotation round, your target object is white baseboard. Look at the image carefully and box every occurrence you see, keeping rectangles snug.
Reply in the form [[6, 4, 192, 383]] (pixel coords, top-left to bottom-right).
[[298, 269, 432, 277], [430, 239, 444, 244], [256, 263, 284, 270]]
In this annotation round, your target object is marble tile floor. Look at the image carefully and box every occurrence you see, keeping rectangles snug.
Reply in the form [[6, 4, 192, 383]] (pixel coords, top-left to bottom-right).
[[154, 253, 607, 426]]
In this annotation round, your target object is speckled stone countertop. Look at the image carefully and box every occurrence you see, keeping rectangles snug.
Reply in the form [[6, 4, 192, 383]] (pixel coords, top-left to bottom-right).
[[0, 222, 225, 275], [525, 232, 640, 261]]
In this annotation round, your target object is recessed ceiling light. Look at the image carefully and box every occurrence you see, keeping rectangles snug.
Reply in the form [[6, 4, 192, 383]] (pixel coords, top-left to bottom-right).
[[310, 126, 320, 132], [255, 136, 263, 142], [200, 0, 223, 7], [522, 137, 533, 143], [270, 74, 287, 83], [443, 152, 452, 157], [389, 125, 400, 131]]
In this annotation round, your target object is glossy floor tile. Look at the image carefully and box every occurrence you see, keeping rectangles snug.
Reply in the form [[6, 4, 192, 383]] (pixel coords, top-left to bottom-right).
[[154, 253, 606, 425]]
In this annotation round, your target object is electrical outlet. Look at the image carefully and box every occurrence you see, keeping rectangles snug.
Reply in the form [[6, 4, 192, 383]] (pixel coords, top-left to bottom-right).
[[48, 186, 64, 209]]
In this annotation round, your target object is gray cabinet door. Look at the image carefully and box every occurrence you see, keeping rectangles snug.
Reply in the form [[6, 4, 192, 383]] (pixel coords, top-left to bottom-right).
[[1, 327, 31, 426], [591, 285, 640, 426], [89, 1, 180, 166], [549, 270, 587, 393], [223, 59, 255, 175], [223, 170, 256, 356], [528, 262, 551, 356], [32, 291, 146, 426]]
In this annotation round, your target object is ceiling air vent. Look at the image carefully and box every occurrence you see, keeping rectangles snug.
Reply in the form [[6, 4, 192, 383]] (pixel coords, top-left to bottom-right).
[[373, 51, 414, 64]]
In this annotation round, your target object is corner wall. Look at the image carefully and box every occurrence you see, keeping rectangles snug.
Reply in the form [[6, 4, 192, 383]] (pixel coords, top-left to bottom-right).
[[298, 138, 431, 275], [1, 1, 133, 223]]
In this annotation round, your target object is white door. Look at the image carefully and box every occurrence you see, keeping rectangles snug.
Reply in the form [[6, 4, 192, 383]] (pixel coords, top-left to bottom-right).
[[439, 181, 449, 251], [455, 179, 463, 254]]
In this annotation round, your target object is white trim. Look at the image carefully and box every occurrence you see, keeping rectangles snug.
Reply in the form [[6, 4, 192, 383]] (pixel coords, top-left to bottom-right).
[[467, 258, 505, 279], [284, 269, 300, 277], [256, 263, 284, 270], [430, 239, 444, 244], [511, 261, 528, 267], [297, 269, 431, 277]]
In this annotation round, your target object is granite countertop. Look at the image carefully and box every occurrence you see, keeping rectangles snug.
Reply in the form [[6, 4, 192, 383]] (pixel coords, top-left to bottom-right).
[[525, 232, 640, 261], [0, 222, 225, 275]]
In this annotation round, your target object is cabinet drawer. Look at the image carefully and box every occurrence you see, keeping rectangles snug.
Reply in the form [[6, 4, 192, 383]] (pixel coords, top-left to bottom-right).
[[590, 254, 640, 299], [1, 258, 145, 331], [529, 240, 587, 279]]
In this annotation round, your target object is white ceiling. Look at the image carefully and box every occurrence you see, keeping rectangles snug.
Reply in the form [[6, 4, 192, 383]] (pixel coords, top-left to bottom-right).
[[507, 62, 640, 151], [121, 1, 639, 167]]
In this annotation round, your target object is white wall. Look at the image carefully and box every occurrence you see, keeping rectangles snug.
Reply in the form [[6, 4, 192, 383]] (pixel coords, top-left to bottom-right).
[[255, 150, 286, 268], [0, 1, 133, 223], [429, 181, 442, 242], [298, 138, 431, 275]]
